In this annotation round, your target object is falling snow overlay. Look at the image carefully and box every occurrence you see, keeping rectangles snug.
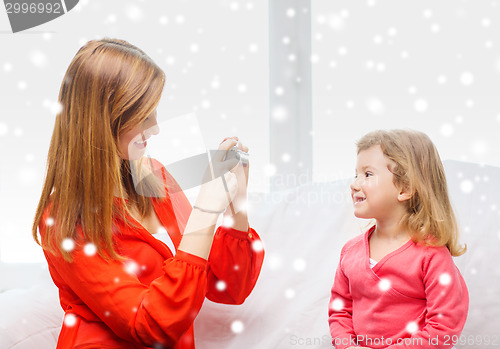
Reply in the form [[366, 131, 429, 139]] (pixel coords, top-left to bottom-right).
[[1, 1, 500, 348]]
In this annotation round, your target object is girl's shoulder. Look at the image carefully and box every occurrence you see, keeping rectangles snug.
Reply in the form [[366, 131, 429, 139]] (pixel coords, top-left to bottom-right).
[[340, 228, 371, 256]]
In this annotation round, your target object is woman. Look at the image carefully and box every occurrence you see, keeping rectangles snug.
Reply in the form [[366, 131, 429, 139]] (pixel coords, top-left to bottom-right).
[[32, 38, 264, 349]]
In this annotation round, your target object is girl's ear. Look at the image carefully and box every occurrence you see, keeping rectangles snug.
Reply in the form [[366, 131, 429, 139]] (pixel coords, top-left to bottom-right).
[[397, 189, 412, 202]]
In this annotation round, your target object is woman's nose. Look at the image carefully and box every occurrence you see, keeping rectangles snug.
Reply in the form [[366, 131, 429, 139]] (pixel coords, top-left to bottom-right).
[[143, 122, 160, 138]]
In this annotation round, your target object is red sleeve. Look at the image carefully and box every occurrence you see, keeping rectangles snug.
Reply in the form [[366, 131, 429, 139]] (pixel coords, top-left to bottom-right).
[[328, 245, 357, 349], [386, 247, 469, 349], [206, 226, 264, 305], [43, 233, 208, 348]]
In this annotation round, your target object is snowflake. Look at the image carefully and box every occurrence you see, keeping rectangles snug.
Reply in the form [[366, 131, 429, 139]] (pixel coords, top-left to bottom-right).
[[366, 97, 385, 115], [159, 15, 168, 25], [125, 5, 143, 22], [64, 313, 77, 327], [293, 258, 307, 272], [275, 86, 284, 96], [330, 298, 344, 311], [439, 273, 452, 286], [62, 238, 75, 252], [460, 72, 474, 86], [46, 217, 55, 226], [286, 8, 296, 18], [285, 288, 295, 299], [267, 254, 282, 271], [272, 105, 288, 122], [414, 99, 428, 113], [248, 43, 259, 53], [440, 123, 454, 137], [124, 260, 139, 275], [437, 75, 447, 84], [281, 153, 291, 162], [175, 15, 185, 24], [481, 18, 491, 27], [216, 280, 227, 291], [222, 216, 234, 228], [231, 320, 244, 333], [30, 50, 47, 67], [406, 321, 418, 334], [84, 243, 97, 256], [378, 278, 391, 292], [165, 56, 175, 65], [237, 84, 247, 93], [252, 240, 264, 253], [460, 180, 474, 193]]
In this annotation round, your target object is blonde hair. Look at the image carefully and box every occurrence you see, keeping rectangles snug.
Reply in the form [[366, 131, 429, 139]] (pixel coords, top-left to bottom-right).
[[356, 129, 466, 257], [32, 38, 166, 261]]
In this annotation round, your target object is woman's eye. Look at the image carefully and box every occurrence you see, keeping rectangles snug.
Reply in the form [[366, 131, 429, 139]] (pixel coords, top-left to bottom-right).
[[365, 172, 372, 177]]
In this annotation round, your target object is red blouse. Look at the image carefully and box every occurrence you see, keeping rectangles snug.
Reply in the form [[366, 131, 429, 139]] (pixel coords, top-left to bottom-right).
[[39, 164, 264, 349]]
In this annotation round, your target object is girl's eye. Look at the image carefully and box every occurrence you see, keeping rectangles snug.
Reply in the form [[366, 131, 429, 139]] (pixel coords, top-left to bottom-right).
[[365, 172, 372, 177]]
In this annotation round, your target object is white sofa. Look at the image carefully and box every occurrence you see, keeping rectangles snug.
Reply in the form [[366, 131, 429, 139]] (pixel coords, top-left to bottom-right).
[[1, 160, 499, 348]]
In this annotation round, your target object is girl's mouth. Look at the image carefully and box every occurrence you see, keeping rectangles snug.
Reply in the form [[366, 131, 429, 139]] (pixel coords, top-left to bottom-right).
[[354, 197, 366, 205]]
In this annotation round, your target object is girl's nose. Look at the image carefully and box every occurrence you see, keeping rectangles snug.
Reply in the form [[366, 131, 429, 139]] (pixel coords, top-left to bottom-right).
[[350, 177, 360, 192]]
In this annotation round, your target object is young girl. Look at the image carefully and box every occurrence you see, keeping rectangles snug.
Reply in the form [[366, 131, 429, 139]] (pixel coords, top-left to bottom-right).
[[32, 38, 264, 349], [329, 129, 468, 349]]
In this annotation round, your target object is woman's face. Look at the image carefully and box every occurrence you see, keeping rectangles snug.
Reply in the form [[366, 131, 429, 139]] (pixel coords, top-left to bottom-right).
[[118, 110, 159, 160]]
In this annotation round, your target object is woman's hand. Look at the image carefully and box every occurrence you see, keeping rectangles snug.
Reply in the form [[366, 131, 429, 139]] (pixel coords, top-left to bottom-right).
[[194, 138, 239, 214], [223, 137, 249, 216]]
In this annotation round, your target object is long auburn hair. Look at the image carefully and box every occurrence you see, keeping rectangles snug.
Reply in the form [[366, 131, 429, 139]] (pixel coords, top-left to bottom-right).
[[356, 129, 466, 257], [32, 38, 166, 261]]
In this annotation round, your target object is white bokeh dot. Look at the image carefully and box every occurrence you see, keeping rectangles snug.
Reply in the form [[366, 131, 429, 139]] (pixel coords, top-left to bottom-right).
[[439, 273, 452, 285], [216, 280, 227, 291], [460, 72, 474, 86], [30, 51, 48, 67], [437, 75, 447, 84], [285, 288, 295, 299], [286, 8, 296, 18], [231, 320, 244, 334], [281, 153, 291, 163], [252, 240, 264, 253], [330, 298, 344, 311], [264, 164, 277, 177], [460, 180, 474, 193], [272, 105, 288, 122], [46, 217, 55, 226], [414, 99, 428, 113], [125, 5, 143, 22], [293, 258, 307, 272], [84, 243, 97, 256], [378, 278, 391, 291], [406, 321, 418, 334], [440, 123, 454, 137], [366, 97, 385, 115], [62, 238, 75, 252], [64, 313, 77, 327], [124, 260, 139, 275]]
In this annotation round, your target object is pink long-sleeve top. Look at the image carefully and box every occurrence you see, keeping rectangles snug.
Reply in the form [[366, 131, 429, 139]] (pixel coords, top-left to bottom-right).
[[328, 226, 468, 349]]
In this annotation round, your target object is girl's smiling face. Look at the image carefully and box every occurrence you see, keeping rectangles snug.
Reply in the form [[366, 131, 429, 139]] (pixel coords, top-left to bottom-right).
[[350, 145, 408, 221], [118, 110, 160, 160]]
